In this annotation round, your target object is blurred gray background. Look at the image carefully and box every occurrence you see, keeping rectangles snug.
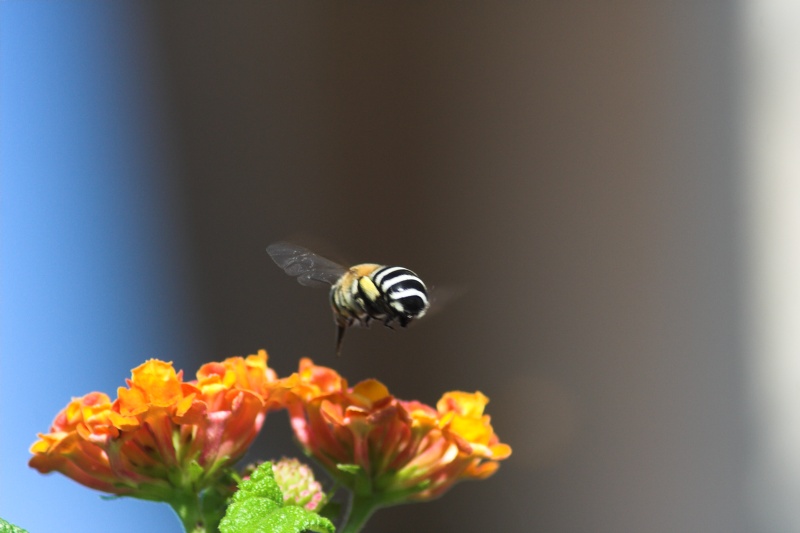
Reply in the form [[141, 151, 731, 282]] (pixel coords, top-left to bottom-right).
[[5, 2, 786, 532], [154, 3, 746, 532]]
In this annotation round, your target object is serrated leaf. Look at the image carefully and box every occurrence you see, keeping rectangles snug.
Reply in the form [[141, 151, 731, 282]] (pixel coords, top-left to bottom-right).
[[220, 463, 334, 533], [0, 517, 28, 533]]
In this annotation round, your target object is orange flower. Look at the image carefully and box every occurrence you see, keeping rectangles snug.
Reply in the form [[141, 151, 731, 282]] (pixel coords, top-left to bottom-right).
[[285, 358, 511, 504], [30, 350, 282, 501]]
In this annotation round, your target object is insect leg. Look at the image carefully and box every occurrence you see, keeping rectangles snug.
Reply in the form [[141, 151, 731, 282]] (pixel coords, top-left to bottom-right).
[[335, 325, 347, 356]]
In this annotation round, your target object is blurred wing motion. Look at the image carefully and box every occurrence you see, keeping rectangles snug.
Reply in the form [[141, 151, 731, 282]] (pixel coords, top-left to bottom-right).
[[266, 242, 348, 288], [424, 284, 464, 319]]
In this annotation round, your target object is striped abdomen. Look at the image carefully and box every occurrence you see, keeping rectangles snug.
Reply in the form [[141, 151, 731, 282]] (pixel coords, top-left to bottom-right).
[[330, 264, 429, 328]]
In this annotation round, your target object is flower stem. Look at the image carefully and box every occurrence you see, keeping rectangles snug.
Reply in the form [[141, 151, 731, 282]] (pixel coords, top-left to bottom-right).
[[340, 494, 382, 533], [168, 491, 204, 533]]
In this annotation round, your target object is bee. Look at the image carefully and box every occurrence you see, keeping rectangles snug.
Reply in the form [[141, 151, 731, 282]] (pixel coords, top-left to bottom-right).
[[267, 242, 430, 355]]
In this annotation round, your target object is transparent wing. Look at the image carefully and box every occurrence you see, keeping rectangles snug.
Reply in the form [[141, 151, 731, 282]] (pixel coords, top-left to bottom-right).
[[425, 284, 465, 318], [267, 242, 348, 288]]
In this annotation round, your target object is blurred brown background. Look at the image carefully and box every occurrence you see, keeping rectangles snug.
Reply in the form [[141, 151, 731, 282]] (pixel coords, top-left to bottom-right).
[[152, 3, 746, 532]]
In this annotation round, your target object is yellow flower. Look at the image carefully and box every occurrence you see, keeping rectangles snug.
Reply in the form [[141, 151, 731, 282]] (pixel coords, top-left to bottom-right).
[[30, 350, 282, 501]]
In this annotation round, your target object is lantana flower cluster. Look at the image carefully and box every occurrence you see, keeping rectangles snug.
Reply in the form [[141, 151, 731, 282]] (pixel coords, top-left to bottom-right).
[[286, 358, 511, 503], [30, 351, 280, 499], [29, 349, 511, 533]]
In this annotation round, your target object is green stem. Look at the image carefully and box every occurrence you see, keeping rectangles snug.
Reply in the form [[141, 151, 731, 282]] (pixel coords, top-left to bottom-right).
[[340, 494, 383, 533], [199, 484, 232, 533], [168, 491, 205, 533]]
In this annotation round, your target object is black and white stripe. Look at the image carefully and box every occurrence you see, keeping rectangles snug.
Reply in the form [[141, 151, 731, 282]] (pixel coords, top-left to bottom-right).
[[267, 241, 433, 355], [371, 266, 429, 321]]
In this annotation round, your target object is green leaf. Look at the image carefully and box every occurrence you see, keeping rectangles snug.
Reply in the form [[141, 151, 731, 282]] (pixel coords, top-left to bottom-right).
[[188, 460, 205, 482], [220, 462, 335, 533], [336, 464, 360, 475], [0, 517, 28, 533], [317, 499, 343, 525], [335, 464, 372, 496]]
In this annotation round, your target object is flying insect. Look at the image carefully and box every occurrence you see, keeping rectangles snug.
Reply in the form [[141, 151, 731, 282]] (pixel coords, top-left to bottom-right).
[[267, 242, 430, 355]]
